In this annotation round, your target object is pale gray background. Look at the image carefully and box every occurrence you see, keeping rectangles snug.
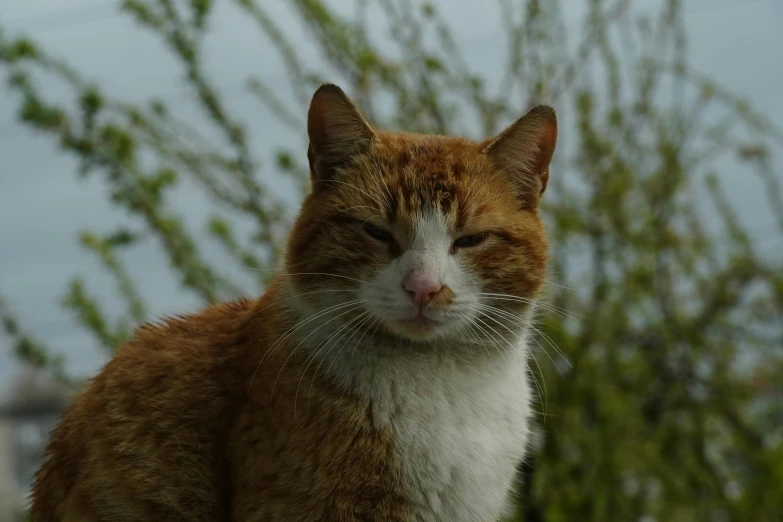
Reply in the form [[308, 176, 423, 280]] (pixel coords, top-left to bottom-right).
[[1, 0, 782, 386]]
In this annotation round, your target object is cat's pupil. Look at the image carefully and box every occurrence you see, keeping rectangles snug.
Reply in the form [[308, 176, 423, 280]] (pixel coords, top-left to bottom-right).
[[453, 233, 485, 248], [364, 223, 393, 242]]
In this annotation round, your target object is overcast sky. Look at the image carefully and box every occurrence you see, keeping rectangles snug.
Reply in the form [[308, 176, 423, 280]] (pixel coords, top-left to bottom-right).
[[1, 0, 782, 387]]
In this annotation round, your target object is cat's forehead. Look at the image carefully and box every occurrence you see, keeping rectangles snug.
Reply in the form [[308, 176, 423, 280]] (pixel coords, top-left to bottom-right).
[[377, 132, 480, 179], [369, 133, 493, 222], [324, 132, 520, 233]]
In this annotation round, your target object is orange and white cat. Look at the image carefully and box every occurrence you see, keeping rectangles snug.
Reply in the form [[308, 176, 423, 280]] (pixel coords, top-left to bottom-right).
[[31, 84, 557, 521]]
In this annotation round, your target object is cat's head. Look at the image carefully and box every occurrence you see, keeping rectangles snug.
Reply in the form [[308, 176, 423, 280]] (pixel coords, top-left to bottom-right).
[[284, 84, 556, 345]]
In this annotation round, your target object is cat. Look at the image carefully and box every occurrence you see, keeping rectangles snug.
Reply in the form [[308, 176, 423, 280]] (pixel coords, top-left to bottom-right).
[[31, 83, 557, 522]]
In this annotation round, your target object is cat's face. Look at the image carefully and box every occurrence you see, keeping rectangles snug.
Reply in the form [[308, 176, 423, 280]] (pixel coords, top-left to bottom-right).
[[285, 85, 557, 344]]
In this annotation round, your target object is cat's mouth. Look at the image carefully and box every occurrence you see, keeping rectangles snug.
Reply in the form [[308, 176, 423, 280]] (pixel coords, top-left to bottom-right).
[[390, 312, 446, 338], [407, 314, 437, 327]]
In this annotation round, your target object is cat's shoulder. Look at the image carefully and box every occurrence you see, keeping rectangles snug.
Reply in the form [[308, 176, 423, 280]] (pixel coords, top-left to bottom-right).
[[95, 298, 256, 385], [133, 298, 256, 342]]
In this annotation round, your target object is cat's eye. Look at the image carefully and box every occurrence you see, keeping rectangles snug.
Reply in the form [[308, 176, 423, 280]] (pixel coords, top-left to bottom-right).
[[453, 233, 486, 249], [363, 223, 393, 243]]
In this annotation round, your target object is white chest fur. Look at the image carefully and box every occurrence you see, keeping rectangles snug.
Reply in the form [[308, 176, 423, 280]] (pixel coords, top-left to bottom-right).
[[331, 341, 532, 522]]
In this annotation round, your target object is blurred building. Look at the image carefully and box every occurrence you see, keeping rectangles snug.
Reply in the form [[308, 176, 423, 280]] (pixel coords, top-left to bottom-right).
[[0, 369, 73, 522]]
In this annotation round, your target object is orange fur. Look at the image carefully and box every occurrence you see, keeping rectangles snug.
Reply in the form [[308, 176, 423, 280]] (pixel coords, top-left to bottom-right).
[[31, 84, 557, 521]]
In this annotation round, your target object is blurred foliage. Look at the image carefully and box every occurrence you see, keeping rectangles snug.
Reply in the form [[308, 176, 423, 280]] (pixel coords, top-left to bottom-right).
[[1, 0, 782, 520]]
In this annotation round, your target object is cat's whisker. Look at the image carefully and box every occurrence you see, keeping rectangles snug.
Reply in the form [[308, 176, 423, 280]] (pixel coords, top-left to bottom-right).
[[518, 316, 570, 368], [358, 214, 382, 228], [458, 313, 494, 359], [474, 292, 583, 321], [310, 312, 374, 408], [526, 323, 571, 373], [526, 351, 547, 416], [295, 310, 369, 415], [369, 154, 395, 205], [477, 293, 579, 320], [528, 274, 578, 291], [472, 308, 545, 413], [365, 315, 384, 352], [360, 154, 394, 211], [271, 301, 366, 369], [261, 299, 365, 368], [477, 304, 570, 373], [349, 314, 381, 359], [256, 301, 359, 376], [473, 306, 548, 412], [239, 259, 310, 272], [464, 162, 484, 200], [257, 271, 370, 286], [500, 307, 571, 370], [245, 288, 359, 324], [270, 302, 367, 406], [296, 310, 362, 384], [310, 311, 371, 389], [338, 204, 379, 214], [243, 275, 367, 334], [249, 299, 365, 391], [327, 179, 385, 212], [351, 141, 388, 210], [317, 312, 374, 401], [299, 311, 365, 381], [470, 315, 512, 368]]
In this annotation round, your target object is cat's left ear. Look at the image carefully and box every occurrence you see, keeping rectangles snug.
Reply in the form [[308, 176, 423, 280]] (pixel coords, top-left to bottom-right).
[[307, 84, 377, 191], [482, 105, 557, 209]]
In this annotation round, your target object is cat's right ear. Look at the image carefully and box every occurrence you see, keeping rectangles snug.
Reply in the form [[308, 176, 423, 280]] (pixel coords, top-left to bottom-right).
[[307, 84, 376, 191]]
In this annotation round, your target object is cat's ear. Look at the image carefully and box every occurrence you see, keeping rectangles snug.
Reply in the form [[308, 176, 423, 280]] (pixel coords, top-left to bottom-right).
[[482, 105, 557, 209], [307, 84, 376, 191]]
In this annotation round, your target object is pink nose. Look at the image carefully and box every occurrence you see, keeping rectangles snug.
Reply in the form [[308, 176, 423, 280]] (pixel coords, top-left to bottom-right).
[[402, 270, 443, 307]]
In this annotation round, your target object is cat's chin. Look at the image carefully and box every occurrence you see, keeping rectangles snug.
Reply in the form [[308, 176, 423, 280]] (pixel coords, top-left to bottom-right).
[[384, 315, 451, 342]]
